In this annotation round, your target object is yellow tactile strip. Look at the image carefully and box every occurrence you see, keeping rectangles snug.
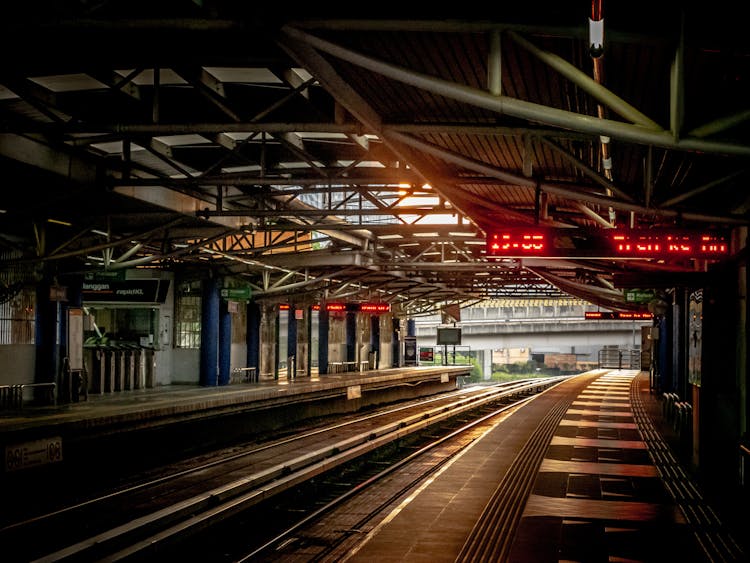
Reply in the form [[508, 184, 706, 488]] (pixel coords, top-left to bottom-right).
[[506, 370, 697, 562]]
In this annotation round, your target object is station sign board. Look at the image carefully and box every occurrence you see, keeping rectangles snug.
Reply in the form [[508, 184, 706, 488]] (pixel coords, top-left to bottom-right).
[[220, 287, 252, 301], [82, 279, 170, 303]]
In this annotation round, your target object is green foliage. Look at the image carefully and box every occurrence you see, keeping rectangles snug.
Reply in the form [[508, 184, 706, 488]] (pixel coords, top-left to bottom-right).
[[84, 333, 109, 347]]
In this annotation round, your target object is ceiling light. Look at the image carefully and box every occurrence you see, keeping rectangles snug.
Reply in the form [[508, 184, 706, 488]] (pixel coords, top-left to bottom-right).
[[47, 218, 72, 226]]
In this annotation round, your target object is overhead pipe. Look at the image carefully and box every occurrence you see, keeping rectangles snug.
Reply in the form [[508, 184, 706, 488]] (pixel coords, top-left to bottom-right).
[[588, 0, 616, 226]]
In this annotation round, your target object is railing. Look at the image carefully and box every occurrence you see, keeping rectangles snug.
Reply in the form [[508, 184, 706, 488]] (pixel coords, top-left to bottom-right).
[[231, 367, 258, 383], [418, 346, 473, 366], [0, 382, 56, 410], [597, 348, 641, 369]]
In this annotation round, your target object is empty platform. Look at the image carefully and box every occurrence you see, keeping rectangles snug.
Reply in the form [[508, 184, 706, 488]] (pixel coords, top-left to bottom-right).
[[345, 370, 746, 563]]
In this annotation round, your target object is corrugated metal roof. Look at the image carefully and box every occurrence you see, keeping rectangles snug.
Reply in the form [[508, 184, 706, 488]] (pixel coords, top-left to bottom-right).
[[0, 3, 748, 313]]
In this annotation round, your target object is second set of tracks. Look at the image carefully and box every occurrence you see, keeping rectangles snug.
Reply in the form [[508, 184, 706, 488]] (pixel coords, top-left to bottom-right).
[[2, 376, 569, 562]]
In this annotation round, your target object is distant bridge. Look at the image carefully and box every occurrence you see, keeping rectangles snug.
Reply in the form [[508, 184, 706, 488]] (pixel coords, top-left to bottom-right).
[[413, 300, 652, 375]]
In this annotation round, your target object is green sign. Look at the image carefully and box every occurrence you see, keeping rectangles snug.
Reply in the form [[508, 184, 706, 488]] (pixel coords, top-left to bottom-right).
[[625, 289, 655, 303], [220, 287, 252, 300]]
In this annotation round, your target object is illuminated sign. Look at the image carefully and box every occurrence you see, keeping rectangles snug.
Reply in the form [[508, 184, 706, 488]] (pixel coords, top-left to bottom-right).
[[610, 230, 729, 258], [487, 231, 547, 256], [585, 311, 653, 320], [486, 227, 730, 259], [325, 302, 391, 313], [360, 303, 391, 313]]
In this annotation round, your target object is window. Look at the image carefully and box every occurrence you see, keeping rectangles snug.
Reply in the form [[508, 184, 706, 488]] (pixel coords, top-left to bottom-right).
[[175, 282, 201, 349], [0, 285, 35, 345]]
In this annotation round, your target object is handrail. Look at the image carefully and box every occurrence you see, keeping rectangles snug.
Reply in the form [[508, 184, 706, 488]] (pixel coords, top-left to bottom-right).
[[597, 348, 641, 370], [0, 382, 56, 409]]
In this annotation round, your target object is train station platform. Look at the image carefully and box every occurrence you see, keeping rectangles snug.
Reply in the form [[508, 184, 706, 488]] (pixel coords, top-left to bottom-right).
[[2, 369, 746, 562], [345, 370, 747, 563], [1, 365, 468, 480]]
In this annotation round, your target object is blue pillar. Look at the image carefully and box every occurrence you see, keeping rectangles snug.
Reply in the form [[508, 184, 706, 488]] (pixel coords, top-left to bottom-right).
[[319, 308, 329, 374], [346, 311, 356, 362], [200, 277, 219, 386], [407, 318, 416, 336], [658, 315, 671, 393], [306, 306, 313, 376], [35, 280, 60, 385], [246, 302, 261, 372], [288, 305, 298, 376], [274, 309, 280, 379], [218, 298, 231, 386]]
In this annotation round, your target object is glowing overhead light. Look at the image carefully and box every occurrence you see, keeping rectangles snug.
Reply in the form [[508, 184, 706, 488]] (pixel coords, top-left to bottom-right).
[[47, 218, 72, 226]]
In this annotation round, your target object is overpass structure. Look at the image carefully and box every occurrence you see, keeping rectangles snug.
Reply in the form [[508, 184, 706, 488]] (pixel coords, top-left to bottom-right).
[[414, 299, 651, 375]]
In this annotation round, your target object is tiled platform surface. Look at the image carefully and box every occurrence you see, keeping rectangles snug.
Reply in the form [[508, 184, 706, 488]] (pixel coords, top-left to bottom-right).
[[346, 370, 746, 563], [2, 369, 745, 562]]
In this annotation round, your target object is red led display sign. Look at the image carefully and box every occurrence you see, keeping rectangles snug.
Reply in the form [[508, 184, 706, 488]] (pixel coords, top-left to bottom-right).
[[325, 302, 390, 313], [609, 230, 729, 258], [487, 231, 547, 256], [585, 311, 653, 320], [360, 303, 391, 313], [487, 227, 730, 259]]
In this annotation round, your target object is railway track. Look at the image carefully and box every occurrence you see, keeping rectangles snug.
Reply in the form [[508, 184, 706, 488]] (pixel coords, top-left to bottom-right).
[[1, 376, 568, 562]]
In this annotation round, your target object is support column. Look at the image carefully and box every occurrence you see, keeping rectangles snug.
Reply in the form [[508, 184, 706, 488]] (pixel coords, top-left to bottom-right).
[[35, 280, 61, 387], [370, 315, 380, 369], [218, 297, 231, 386], [391, 318, 400, 367], [404, 318, 418, 366], [346, 310, 356, 363], [246, 302, 261, 373], [260, 303, 276, 379], [295, 306, 309, 377], [319, 307, 329, 374], [200, 277, 219, 386], [288, 305, 298, 378]]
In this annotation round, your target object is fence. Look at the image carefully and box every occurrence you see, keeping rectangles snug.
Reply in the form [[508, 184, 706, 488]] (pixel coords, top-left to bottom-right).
[[418, 345, 473, 366], [0, 382, 56, 410], [597, 348, 641, 369]]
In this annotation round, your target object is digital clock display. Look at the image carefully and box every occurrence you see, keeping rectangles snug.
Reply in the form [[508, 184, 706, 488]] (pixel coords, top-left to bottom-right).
[[487, 231, 547, 256]]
